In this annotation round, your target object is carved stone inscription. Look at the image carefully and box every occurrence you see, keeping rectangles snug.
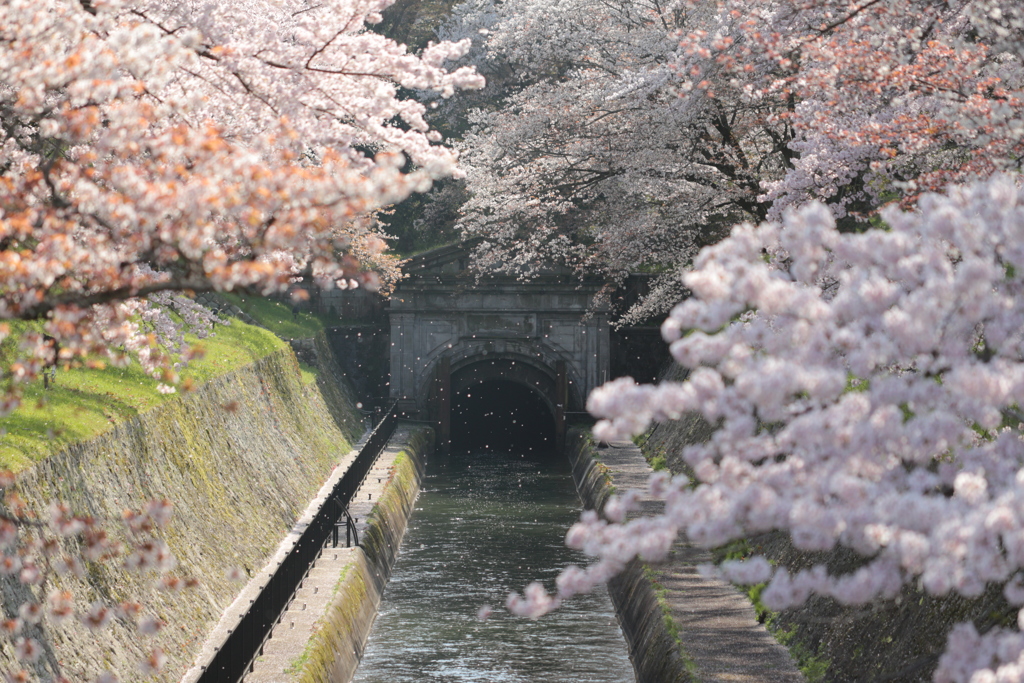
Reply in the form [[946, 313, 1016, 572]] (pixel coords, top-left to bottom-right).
[[465, 314, 536, 338]]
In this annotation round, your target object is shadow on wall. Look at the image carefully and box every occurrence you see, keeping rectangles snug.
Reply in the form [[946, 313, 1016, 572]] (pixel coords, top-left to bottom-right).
[[450, 379, 556, 454]]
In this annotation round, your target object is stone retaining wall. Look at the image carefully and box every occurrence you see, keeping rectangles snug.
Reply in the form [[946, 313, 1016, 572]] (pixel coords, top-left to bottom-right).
[[0, 344, 363, 683]]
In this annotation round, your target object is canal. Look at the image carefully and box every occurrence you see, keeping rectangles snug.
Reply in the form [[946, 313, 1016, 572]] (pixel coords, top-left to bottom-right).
[[351, 447, 636, 683]]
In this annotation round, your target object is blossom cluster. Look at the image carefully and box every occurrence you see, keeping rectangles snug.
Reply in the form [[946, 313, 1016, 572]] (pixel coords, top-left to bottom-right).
[[0, 0, 483, 413], [510, 176, 1024, 682]]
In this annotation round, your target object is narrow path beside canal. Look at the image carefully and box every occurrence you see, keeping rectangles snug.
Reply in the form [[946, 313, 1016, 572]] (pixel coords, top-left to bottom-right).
[[592, 440, 804, 683]]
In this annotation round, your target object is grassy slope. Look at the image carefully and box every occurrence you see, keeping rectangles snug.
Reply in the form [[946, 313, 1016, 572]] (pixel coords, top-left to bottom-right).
[[218, 292, 334, 339], [0, 319, 286, 473]]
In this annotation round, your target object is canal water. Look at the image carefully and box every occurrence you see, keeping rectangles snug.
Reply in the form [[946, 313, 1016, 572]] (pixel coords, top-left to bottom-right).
[[351, 448, 636, 683]]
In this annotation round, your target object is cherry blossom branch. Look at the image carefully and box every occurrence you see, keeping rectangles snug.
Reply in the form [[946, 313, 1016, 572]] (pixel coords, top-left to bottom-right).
[[11, 278, 215, 321]]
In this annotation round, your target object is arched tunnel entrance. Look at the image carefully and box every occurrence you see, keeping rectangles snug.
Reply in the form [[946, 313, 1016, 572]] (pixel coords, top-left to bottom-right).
[[451, 379, 556, 454], [431, 355, 571, 455]]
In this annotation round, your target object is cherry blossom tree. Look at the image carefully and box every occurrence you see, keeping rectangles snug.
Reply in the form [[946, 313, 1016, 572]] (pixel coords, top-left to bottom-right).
[[0, 489, 184, 682], [716, 0, 1024, 219], [448, 0, 1024, 321], [448, 0, 788, 318], [504, 174, 1024, 683], [0, 0, 483, 413]]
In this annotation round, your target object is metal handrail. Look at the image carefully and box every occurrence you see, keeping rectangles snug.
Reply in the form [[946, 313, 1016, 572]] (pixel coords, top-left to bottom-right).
[[195, 401, 398, 683], [333, 504, 359, 548]]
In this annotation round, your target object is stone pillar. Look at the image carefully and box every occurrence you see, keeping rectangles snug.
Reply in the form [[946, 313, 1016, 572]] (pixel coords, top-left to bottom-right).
[[555, 360, 567, 453], [436, 356, 451, 454]]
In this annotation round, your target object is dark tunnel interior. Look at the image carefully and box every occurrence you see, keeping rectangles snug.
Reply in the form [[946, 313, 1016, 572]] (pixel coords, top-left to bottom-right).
[[450, 379, 556, 454]]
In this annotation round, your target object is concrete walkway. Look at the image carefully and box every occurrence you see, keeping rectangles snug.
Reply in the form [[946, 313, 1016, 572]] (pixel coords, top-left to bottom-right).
[[246, 426, 418, 682], [594, 441, 804, 683]]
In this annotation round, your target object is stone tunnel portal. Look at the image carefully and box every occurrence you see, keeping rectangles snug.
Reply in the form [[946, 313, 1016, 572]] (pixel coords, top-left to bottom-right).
[[389, 242, 611, 455]]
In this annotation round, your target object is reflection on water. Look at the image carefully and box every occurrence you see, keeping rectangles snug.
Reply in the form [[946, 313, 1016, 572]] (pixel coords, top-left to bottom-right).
[[351, 449, 635, 683]]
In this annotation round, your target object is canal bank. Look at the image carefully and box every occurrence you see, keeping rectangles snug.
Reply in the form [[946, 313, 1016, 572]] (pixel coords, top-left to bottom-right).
[[243, 424, 432, 683], [2, 340, 364, 683], [323, 428, 803, 683], [568, 430, 804, 683]]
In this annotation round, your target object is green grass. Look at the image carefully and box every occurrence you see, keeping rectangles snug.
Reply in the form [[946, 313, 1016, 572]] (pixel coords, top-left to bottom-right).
[[633, 430, 669, 470], [631, 429, 652, 449], [742, 580, 832, 682], [0, 319, 286, 472], [772, 623, 831, 682], [298, 361, 319, 386], [219, 292, 334, 339]]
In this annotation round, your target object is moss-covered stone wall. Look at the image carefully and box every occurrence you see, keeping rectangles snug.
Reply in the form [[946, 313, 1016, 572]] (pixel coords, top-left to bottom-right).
[[566, 431, 693, 683], [0, 339, 364, 683]]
